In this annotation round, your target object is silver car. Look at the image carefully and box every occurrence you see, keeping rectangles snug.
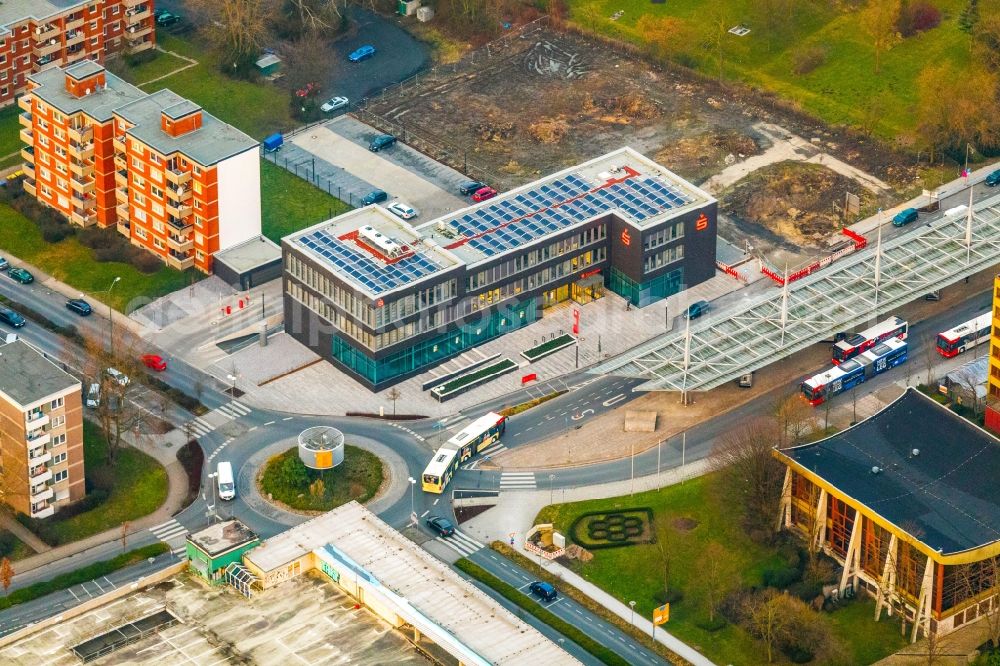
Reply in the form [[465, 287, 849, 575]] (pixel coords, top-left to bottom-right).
[[320, 96, 349, 113]]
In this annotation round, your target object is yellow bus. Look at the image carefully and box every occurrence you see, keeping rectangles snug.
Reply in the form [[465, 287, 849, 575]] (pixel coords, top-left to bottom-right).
[[421, 412, 507, 493]]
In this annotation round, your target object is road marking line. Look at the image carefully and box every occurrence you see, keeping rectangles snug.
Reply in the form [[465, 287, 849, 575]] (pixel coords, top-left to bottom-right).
[[602, 393, 626, 407], [283, 416, 293, 421], [248, 426, 257, 432], [264, 421, 275, 426], [420, 510, 429, 518], [433, 498, 439, 505]]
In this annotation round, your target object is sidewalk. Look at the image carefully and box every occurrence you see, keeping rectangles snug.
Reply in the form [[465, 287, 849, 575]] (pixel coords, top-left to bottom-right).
[[0, 512, 49, 554], [8, 427, 190, 578]]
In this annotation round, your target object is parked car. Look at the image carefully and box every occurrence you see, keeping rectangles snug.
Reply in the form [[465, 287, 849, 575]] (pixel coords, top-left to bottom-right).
[[528, 581, 558, 602], [459, 181, 485, 196], [320, 96, 349, 113], [472, 186, 498, 202], [0, 307, 25, 328], [0, 257, 8, 271], [924, 290, 941, 301], [986, 169, 1000, 187], [362, 189, 388, 206], [141, 354, 167, 372], [153, 7, 169, 18], [85, 383, 100, 409], [738, 372, 754, 388], [66, 298, 92, 316], [386, 202, 418, 220], [425, 515, 455, 537], [891, 207, 918, 227], [8, 267, 33, 284], [155, 11, 181, 26], [684, 300, 710, 320], [348, 45, 376, 63], [105, 367, 129, 386], [368, 134, 396, 152]]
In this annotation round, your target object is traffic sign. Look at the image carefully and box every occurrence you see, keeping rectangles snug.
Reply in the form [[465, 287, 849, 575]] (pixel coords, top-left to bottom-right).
[[653, 603, 670, 625]]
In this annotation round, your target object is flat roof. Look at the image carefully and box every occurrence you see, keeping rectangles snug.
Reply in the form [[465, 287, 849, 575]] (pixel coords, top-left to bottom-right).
[[28, 63, 146, 123], [0, 0, 85, 32], [416, 147, 713, 266], [187, 519, 258, 557], [214, 235, 282, 273], [245, 502, 578, 665], [286, 206, 463, 298], [777, 388, 1000, 555], [0, 339, 79, 408], [115, 88, 259, 166]]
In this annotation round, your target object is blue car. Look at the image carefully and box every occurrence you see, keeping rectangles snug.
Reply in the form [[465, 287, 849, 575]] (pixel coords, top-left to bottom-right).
[[348, 45, 376, 63], [986, 169, 1000, 187], [891, 207, 918, 227], [362, 189, 388, 206]]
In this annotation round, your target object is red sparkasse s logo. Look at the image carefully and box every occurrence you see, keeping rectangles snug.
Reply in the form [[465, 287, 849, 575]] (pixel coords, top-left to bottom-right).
[[695, 213, 709, 231], [621, 229, 631, 246]]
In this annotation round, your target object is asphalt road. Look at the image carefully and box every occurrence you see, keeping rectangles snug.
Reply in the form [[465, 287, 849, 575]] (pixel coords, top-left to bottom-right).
[[468, 548, 669, 666]]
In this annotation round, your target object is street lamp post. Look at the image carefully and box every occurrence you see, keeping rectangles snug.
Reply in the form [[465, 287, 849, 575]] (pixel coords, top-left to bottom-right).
[[207, 472, 218, 522], [549, 473, 555, 505], [226, 373, 238, 397], [106, 276, 121, 344], [407, 476, 416, 523], [629, 600, 636, 625]]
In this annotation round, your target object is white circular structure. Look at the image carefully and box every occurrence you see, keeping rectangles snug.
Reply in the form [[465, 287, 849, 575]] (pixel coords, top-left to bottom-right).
[[297, 426, 345, 470]]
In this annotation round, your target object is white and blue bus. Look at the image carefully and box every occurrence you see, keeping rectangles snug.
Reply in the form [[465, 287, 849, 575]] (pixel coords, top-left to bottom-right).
[[802, 337, 908, 405], [421, 412, 507, 493]]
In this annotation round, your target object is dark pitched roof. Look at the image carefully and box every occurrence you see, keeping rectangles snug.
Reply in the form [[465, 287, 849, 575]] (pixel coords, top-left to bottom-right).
[[777, 388, 1000, 555]]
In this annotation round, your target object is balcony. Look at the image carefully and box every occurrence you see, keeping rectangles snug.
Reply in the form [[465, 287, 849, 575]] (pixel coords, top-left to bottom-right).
[[68, 141, 94, 160], [23, 179, 35, 196], [66, 16, 85, 31], [167, 215, 192, 231], [114, 168, 128, 187], [65, 48, 86, 64], [17, 96, 31, 112], [36, 55, 63, 71], [71, 174, 94, 195], [32, 24, 58, 43], [65, 30, 84, 46], [23, 164, 35, 181], [18, 111, 32, 128], [126, 23, 153, 39], [165, 201, 192, 218], [167, 233, 194, 252], [115, 186, 129, 201], [33, 39, 61, 58], [123, 0, 145, 6], [30, 466, 52, 485], [19, 127, 32, 145], [25, 411, 49, 430], [30, 486, 53, 503], [165, 167, 191, 186], [20, 146, 34, 163], [71, 209, 96, 226], [31, 503, 54, 519], [113, 135, 126, 153], [115, 202, 130, 221], [27, 431, 50, 448], [29, 450, 51, 467], [69, 159, 93, 177], [126, 8, 151, 23], [166, 250, 194, 270], [72, 192, 96, 211], [166, 184, 192, 202], [68, 124, 93, 144]]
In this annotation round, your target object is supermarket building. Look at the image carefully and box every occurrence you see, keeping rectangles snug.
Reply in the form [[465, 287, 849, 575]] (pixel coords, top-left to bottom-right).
[[282, 147, 718, 389]]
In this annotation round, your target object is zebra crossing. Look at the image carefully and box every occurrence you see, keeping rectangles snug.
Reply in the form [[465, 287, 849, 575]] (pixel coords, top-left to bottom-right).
[[435, 529, 485, 557], [149, 519, 189, 556], [460, 441, 508, 470], [499, 472, 537, 490], [184, 400, 253, 437]]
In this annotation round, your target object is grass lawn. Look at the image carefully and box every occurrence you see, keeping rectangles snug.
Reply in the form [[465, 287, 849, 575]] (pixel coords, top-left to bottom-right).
[[24, 420, 168, 546], [259, 446, 383, 512], [566, 0, 971, 138], [0, 203, 194, 313], [0, 530, 33, 561], [260, 160, 352, 242], [535, 474, 908, 665], [0, 104, 24, 160], [109, 49, 190, 86]]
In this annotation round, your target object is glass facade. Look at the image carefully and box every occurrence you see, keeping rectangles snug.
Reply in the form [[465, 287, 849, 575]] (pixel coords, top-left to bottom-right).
[[332, 298, 537, 385], [608, 267, 684, 307]]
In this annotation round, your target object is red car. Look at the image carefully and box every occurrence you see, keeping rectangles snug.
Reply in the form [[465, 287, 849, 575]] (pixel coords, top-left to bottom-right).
[[472, 186, 498, 202], [141, 354, 167, 371]]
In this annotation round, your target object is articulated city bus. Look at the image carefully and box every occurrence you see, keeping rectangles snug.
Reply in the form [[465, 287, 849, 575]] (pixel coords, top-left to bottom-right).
[[936, 312, 991, 358], [421, 412, 507, 494], [802, 337, 908, 405], [831, 316, 908, 364]]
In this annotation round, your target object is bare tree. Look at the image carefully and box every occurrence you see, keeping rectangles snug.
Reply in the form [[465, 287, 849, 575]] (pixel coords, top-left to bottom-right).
[[772, 391, 812, 446], [954, 556, 1000, 649], [276, 0, 345, 39], [742, 589, 792, 663], [860, 0, 902, 74], [279, 33, 336, 92], [710, 417, 786, 540], [0, 557, 12, 596], [121, 520, 129, 553], [188, 0, 271, 70], [702, 541, 737, 623], [923, 332, 938, 386], [706, 5, 731, 82], [653, 514, 675, 599], [386, 387, 402, 417], [81, 328, 148, 464]]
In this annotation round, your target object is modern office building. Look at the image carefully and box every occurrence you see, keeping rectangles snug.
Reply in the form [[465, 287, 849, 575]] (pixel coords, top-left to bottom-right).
[[985, 274, 1000, 433], [775, 388, 1000, 643], [0, 339, 84, 519], [282, 148, 718, 389], [20, 61, 260, 273], [0, 0, 153, 109]]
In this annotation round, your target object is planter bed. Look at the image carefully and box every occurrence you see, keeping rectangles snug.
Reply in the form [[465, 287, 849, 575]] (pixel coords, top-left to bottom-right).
[[432, 358, 517, 402], [420, 352, 501, 392], [521, 334, 576, 362]]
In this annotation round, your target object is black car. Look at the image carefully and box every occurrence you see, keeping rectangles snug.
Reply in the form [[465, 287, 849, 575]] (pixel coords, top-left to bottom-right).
[[529, 581, 558, 602], [362, 189, 388, 206], [0, 308, 25, 328], [425, 515, 455, 537], [459, 181, 485, 196], [369, 134, 396, 152], [8, 267, 33, 284], [156, 12, 182, 26], [684, 300, 710, 320], [66, 298, 92, 316]]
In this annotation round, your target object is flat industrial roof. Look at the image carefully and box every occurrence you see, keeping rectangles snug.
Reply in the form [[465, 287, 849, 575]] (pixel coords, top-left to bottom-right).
[[245, 502, 578, 665], [0, 339, 79, 408], [187, 519, 258, 557], [776, 388, 1000, 555], [28, 62, 146, 124], [285, 206, 463, 298], [0, 0, 84, 32], [214, 235, 282, 273]]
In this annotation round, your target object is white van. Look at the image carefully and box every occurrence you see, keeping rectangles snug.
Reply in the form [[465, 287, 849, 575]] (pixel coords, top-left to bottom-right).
[[216, 461, 235, 501]]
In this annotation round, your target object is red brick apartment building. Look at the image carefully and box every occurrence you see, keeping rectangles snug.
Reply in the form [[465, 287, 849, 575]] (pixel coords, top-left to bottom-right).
[[20, 62, 261, 273], [0, 0, 153, 108], [0, 339, 84, 519]]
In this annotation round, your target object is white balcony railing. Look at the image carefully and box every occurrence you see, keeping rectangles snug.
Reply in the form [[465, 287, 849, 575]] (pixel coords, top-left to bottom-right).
[[25, 411, 49, 430]]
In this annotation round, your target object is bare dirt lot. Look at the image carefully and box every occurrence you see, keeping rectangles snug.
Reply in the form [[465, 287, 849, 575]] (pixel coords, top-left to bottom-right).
[[361, 26, 918, 260]]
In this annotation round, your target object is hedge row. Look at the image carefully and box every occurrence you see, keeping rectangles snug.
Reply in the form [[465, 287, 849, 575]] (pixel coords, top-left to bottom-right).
[[147, 376, 205, 415], [454, 558, 630, 666], [0, 542, 169, 611]]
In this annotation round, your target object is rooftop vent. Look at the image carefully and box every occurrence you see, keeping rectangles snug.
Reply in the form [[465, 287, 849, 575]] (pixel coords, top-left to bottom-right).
[[358, 224, 404, 259], [911, 448, 920, 457], [871, 466, 881, 475]]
